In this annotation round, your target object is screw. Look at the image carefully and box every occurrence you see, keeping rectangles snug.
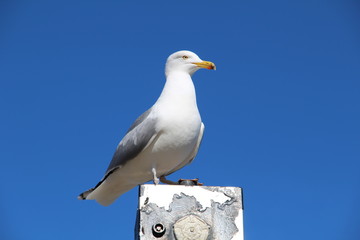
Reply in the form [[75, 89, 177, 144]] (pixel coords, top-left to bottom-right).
[[152, 223, 166, 238]]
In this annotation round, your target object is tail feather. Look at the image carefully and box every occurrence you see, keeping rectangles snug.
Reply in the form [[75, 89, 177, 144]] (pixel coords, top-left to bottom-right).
[[77, 167, 139, 206], [77, 179, 134, 206]]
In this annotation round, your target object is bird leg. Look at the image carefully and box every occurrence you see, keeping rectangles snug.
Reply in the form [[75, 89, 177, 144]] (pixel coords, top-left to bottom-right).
[[152, 168, 160, 185], [160, 176, 178, 185]]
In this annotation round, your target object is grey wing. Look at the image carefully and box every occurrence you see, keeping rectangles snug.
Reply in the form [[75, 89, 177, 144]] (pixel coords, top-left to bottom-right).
[[77, 108, 157, 201], [105, 108, 157, 174]]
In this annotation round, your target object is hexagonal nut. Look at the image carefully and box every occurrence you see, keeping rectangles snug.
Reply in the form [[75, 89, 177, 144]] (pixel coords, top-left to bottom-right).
[[173, 215, 210, 240]]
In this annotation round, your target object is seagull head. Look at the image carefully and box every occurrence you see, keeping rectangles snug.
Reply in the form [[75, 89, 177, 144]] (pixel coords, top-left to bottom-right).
[[165, 50, 216, 77]]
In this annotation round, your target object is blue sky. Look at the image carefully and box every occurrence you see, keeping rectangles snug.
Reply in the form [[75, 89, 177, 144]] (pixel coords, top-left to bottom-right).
[[1, 1, 360, 239]]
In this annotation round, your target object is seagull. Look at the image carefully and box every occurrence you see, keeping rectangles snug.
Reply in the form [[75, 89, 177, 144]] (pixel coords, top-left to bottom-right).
[[78, 50, 216, 206]]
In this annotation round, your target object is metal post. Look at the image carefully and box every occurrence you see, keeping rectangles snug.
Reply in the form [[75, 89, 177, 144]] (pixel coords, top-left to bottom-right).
[[135, 184, 244, 240]]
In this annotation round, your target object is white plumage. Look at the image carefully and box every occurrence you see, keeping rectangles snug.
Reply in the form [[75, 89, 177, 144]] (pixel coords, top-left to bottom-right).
[[78, 50, 215, 206]]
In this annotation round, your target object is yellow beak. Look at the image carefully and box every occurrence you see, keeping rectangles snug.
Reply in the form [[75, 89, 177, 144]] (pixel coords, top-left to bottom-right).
[[192, 61, 216, 70]]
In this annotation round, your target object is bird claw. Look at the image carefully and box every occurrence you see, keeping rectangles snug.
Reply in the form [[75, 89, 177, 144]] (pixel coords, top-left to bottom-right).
[[153, 177, 160, 185], [159, 176, 178, 185]]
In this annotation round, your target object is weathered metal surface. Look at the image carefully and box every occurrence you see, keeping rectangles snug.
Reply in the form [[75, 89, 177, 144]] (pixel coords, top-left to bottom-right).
[[135, 184, 243, 240], [173, 215, 210, 240]]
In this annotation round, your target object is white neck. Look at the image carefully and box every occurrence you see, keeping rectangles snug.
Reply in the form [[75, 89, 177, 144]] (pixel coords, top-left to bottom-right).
[[156, 71, 197, 106]]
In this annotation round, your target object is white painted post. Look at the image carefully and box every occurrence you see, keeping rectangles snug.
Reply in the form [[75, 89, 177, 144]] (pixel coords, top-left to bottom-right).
[[135, 184, 244, 240]]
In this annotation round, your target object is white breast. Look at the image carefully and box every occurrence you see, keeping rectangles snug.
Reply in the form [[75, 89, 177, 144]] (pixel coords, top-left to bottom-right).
[[147, 71, 202, 174]]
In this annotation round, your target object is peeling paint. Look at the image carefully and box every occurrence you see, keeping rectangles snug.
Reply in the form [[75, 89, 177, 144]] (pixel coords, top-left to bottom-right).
[[140, 184, 232, 211], [136, 185, 244, 240]]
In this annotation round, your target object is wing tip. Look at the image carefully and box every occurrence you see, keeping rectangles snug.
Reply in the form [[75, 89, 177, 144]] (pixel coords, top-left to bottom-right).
[[77, 188, 95, 200]]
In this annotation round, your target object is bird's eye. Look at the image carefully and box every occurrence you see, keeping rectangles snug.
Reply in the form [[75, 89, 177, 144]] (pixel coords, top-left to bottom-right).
[[182, 55, 189, 60]]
